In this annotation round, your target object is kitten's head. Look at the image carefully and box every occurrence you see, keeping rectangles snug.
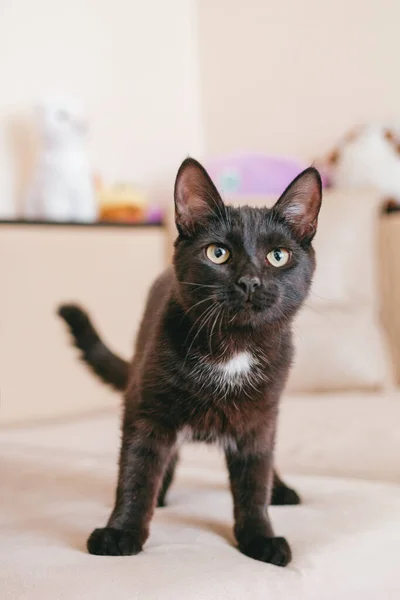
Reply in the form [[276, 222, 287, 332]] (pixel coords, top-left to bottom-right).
[[36, 96, 88, 146], [173, 158, 322, 329]]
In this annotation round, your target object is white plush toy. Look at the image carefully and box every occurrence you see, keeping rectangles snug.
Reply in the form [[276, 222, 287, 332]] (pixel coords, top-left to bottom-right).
[[25, 96, 98, 222], [325, 124, 400, 205]]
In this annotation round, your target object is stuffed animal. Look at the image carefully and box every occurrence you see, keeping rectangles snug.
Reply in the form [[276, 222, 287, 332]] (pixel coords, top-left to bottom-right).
[[24, 96, 97, 222], [205, 154, 314, 196], [323, 124, 400, 207]]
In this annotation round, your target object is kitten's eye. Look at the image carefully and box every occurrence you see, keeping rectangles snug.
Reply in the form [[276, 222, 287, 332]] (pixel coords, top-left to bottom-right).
[[206, 244, 230, 264], [266, 248, 290, 268]]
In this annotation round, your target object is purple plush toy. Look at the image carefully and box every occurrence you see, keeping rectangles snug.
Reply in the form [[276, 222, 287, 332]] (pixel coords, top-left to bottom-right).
[[205, 153, 325, 197]]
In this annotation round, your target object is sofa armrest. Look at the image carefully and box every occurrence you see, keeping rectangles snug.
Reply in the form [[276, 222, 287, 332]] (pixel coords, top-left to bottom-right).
[[380, 213, 400, 384]]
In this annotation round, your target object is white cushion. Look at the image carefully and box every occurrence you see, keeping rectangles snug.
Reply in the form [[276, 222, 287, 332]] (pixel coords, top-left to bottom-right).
[[286, 188, 391, 392], [309, 188, 380, 308], [1, 411, 400, 599], [287, 307, 390, 392]]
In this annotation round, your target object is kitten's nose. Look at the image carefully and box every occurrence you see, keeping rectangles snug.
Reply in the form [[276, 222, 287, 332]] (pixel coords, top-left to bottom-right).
[[237, 275, 261, 298]]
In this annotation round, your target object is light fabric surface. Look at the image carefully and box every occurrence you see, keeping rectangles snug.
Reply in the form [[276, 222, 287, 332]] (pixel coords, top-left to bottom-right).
[[287, 308, 389, 393], [380, 213, 400, 385], [1, 408, 400, 599], [277, 392, 400, 483], [307, 189, 380, 309]]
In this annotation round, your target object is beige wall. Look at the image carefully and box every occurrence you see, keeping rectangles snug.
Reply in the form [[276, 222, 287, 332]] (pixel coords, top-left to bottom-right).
[[2, 0, 400, 216], [197, 0, 400, 160], [0, 0, 203, 218]]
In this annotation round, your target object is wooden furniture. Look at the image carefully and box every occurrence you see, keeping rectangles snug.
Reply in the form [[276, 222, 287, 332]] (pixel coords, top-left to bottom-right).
[[380, 213, 400, 384], [0, 222, 166, 423]]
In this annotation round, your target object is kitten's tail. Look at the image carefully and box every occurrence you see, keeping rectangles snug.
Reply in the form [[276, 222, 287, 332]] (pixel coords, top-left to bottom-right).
[[57, 304, 129, 392]]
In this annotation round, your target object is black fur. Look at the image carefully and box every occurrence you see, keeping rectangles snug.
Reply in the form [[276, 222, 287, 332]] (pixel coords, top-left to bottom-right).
[[59, 158, 322, 566], [58, 304, 129, 391]]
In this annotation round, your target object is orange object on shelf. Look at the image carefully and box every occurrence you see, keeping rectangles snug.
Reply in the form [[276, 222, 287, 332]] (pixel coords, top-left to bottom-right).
[[97, 182, 147, 223], [100, 204, 145, 223]]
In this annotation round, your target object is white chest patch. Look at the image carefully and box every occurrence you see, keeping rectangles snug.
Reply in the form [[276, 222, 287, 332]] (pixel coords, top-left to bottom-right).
[[217, 351, 255, 381], [208, 351, 258, 392], [190, 350, 260, 395]]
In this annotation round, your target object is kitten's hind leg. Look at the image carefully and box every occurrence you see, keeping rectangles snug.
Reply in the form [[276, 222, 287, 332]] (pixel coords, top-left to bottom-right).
[[157, 451, 179, 507], [270, 470, 301, 506]]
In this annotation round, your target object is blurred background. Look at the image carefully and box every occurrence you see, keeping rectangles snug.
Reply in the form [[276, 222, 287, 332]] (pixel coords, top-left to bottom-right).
[[1, 0, 400, 219], [1, 0, 400, 478], [2, 3, 400, 594]]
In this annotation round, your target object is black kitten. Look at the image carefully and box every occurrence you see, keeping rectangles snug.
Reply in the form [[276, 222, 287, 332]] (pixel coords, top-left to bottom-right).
[[59, 158, 322, 566]]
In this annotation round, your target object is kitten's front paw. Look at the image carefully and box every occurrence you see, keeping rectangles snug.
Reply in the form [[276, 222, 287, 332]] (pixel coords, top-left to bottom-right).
[[271, 484, 301, 506], [239, 535, 292, 566], [87, 527, 142, 556]]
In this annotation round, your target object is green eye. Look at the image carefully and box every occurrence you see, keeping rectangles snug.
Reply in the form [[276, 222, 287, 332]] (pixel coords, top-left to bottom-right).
[[266, 248, 290, 268], [206, 244, 230, 264]]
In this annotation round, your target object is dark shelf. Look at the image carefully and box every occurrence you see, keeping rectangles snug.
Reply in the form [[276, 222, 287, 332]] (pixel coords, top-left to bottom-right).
[[0, 219, 164, 228]]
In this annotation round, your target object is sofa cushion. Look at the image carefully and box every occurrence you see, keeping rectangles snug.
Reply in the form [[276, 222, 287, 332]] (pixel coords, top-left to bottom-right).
[[287, 188, 392, 392], [1, 410, 400, 599], [277, 392, 400, 483]]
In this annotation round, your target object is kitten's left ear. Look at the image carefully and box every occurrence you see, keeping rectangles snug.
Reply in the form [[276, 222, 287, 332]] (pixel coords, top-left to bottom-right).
[[273, 167, 322, 244], [174, 158, 226, 236]]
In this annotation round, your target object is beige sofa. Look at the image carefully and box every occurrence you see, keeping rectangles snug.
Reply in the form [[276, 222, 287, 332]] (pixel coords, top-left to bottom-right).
[[1, 193, 400, 598], [2, 408, 400, 600]]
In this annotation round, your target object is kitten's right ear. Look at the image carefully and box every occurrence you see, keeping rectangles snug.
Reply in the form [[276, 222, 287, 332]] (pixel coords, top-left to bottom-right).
[[174, 158, 226, 236]]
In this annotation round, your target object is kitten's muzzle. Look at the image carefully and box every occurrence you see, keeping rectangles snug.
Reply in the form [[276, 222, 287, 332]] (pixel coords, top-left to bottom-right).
[[236, 275, 261, 301]]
